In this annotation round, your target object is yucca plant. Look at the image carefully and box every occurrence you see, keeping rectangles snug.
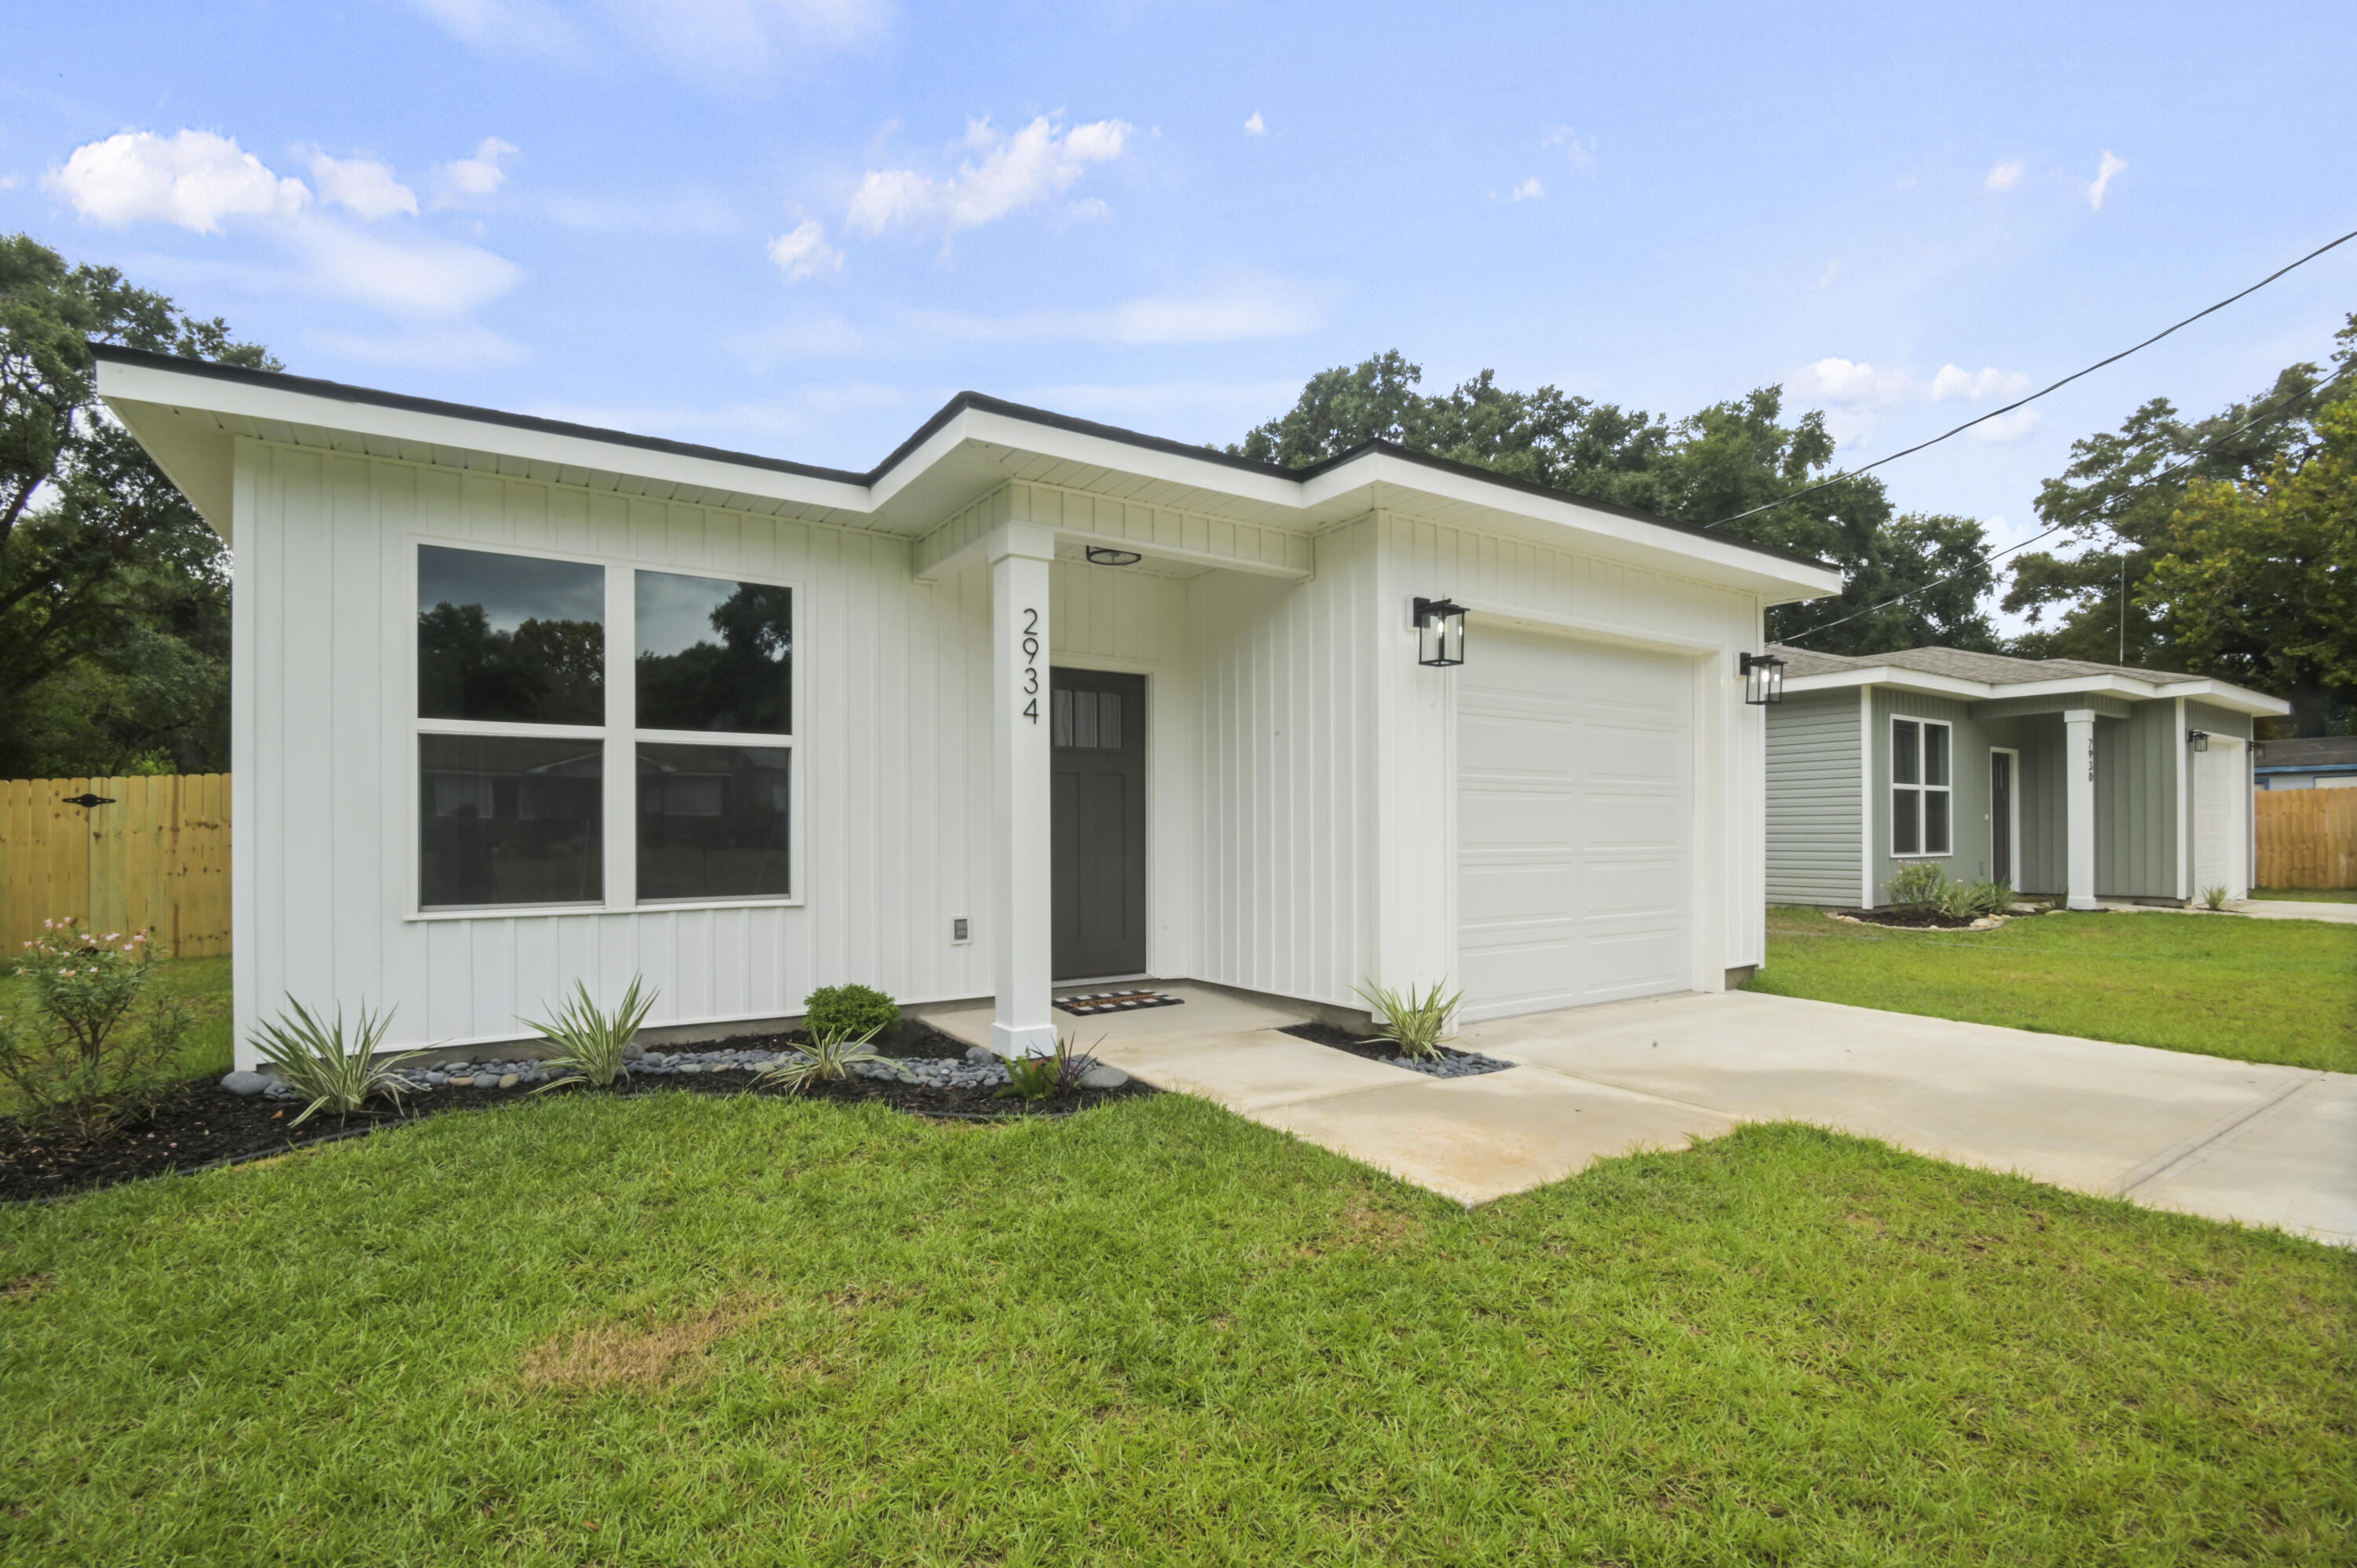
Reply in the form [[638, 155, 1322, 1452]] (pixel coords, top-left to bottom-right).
[[754, 1022, 887, 1095], [2201, 884, 2231, 912], [1354, 980, 1461, 1061], [252, 998, 421, 1127], [526, 977, 658, 1091]]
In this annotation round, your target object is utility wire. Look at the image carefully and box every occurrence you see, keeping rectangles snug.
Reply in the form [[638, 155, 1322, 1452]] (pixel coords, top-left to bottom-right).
[[1774, 355, 2355, 647], [1704, 224, 2357, 531]]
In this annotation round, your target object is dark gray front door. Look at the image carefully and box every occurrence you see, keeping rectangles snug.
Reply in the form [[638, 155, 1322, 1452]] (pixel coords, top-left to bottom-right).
[[1991, 750, 2014, 885], [1051, 669, 1148, 979]]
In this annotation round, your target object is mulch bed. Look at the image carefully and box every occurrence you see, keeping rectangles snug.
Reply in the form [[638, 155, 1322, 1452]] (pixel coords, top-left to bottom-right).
[[1278, 1021, 1510, 1077], [0, 1021, 1156, 1206], [1835, 907, 1992, 930]]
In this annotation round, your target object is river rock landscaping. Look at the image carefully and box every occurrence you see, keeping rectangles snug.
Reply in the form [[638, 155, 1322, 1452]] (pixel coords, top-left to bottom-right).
[[1, 1023, 1152, 1204], [1280, 1021, 1513, 1079]]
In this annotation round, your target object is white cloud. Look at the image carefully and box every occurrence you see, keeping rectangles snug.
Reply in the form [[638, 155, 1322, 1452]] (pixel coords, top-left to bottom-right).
[[846, 115, 1131, 238], [1243, 112, 1265, 136], [605, 0, 891, 84], [1985, 159, 2025, 192], [902, 277, 1326, 346], [408, 0, 579, 56], [1793, 356, 2031, 412], [1510, 177, 1545, 201], [1963, 408, 2043, 444], [730, 314, 866, 367], [1542, 125, 1596, 175], [2085, 149, 2127, 209], [1065, 196, 1111, 222], [433, 137, 518, 206], [311, 323, 530, 368], [0, 174, 23, 192], [309, 154, 419, 219], [767, 217, 844, 280], [51, 129, 310, 233], [288, 218, 525, 316]]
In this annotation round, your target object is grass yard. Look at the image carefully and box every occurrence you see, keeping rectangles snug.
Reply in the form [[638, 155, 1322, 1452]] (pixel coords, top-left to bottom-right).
[[2, 1093, 2352, 1566], [1750, 906, 2357, 1073], [2252, 886, 2357, 903]]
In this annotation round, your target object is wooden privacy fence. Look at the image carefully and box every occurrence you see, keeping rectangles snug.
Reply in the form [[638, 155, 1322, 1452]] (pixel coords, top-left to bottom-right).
[[2256, 788, 2357, 889], [0, 775, 231, 958]]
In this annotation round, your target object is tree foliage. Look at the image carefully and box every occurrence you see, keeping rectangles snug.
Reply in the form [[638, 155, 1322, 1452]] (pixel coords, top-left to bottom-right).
[[1233, 351, 1996, 653], [2003, 317, 2354, 676], [0, 232, 275, 778]]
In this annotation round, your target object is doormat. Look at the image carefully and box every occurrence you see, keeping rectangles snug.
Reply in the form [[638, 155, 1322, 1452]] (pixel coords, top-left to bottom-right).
[[1055, 989, 1185, 1017]]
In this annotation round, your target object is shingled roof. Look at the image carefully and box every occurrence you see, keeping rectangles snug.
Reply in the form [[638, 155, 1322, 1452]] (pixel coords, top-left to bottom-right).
[[1767, 644, 2204, 686]]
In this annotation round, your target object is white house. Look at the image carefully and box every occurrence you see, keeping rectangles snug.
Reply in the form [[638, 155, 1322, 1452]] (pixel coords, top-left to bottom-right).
[[97, 346, 1841, 1068]]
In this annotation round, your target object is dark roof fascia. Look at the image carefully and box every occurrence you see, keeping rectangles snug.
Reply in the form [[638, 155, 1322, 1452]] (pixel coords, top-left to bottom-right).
[[2255, 763, 2357, 775], [92, 343, 1835, 574]]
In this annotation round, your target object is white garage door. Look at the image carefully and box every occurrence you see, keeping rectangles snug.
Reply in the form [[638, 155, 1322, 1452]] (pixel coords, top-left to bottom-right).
[[2191, 738, 2249, 900], [1457, 629, 1693, 1022]]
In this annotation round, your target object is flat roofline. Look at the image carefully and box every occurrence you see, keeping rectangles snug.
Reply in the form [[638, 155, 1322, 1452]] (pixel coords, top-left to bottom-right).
[[90, 343, 1838, 575]]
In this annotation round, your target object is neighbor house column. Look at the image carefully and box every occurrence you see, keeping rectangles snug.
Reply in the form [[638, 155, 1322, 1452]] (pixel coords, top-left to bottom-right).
[[988, 522, 1059, 1057], [2064, 707, 2099, 909]]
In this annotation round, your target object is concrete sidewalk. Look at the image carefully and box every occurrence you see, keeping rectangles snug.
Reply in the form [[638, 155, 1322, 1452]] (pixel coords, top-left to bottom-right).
[[1086, 991, 2355, 1247]]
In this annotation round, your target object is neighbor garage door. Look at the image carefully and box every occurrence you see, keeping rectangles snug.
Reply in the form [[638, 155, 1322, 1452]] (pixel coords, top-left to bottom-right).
[[1457, 629, 1693, 1022]]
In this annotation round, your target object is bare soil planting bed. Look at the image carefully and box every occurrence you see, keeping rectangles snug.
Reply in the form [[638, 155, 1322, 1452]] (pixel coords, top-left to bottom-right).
[[0, 1022, 1156, 1204]]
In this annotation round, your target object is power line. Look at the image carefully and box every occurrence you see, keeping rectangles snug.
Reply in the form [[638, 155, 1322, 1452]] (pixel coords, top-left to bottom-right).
[[1773, 355, 2354, 647], [1705, 224, 2357, 532]]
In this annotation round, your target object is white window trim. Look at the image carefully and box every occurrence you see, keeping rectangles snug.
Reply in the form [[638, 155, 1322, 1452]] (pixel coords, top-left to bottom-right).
[[405, 537, 803, 919], [1890, 716, 1955, 859]]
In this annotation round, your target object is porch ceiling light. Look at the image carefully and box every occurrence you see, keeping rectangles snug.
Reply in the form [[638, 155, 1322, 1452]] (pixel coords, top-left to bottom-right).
[[1739, 650, 1787, 705], [2187, 727, 2210, 752], [1413, 597, 1467, 667], [1084, 545, 1144, 566]]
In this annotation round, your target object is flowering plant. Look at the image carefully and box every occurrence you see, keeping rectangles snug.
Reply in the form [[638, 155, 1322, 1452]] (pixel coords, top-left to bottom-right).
[[1, 918, 198, 1141]]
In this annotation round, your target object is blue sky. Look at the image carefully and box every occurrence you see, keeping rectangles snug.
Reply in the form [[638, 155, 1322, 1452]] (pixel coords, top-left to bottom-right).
[[6, 1, 2353, 629]]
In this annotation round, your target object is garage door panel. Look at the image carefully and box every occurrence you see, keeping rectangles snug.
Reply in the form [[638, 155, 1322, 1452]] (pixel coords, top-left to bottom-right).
[[1461, 860, 1578, 921], [1457, 629, 1692, 1023], [1458, 786, 1572, 851]]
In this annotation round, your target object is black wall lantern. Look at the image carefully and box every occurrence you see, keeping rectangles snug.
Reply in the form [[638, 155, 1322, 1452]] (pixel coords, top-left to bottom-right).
[[1084, 545, 1143, 566], [1413, 597, 1467, 667], [2187, 728, 2210, 752], [1739, 650, 1787, 705]]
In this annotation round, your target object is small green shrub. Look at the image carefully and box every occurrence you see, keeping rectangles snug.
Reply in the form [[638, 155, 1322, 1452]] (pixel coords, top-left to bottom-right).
[[525, 976, 657, 1090], [0, 920, 199, 1141], [1938, 879, 2014, 920], [993, 1032, 1102, 1102], [803, 984, 899, 1042], [2201, 885, 2231, 912], [755, 1023, 887, 1095], [1886, 863, 1950, 912], [1354, 980, 1461, 1061], [253, 998, 421, 1128]]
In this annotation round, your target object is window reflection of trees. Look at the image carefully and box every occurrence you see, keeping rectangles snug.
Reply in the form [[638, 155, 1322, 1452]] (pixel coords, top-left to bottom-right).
[[636, 581, 793, 735], [418, 603, 604, 726]]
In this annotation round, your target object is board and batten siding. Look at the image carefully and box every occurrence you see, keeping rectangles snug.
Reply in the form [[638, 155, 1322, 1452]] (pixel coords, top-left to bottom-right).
[[1868, 688, 1994, 901], [1765, 691, 1862, 905], [227, 441, 1192, 1061], [1369, 509, 1765, 987], [2092, 698, 2182, 899]]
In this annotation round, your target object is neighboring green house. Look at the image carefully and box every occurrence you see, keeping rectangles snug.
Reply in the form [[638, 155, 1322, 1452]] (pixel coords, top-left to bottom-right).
[[1763, 646, 2288, 910]]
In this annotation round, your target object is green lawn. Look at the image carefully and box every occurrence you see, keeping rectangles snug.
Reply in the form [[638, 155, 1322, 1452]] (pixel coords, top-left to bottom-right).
[[1750, 905, 2357, 1073], [2252, 886, 2357, 903], [2, 1094, 2350, 1566]]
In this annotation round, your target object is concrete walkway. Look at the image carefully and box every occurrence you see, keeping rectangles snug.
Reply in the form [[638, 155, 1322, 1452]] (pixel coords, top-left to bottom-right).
[[1083, 991, 2355, 1247], [2225, 898, 2357, 925]]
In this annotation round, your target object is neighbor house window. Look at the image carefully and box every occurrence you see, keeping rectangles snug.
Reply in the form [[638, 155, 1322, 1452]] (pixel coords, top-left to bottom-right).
[[1891, 717, 1952, 857], [633, 570, 793, 903], [415, 547, 794, 911]]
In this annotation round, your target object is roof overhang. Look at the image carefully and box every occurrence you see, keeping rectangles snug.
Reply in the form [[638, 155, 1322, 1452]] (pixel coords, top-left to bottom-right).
[[96, 346, 1844, 603], [1783, 665, 2291, 717]]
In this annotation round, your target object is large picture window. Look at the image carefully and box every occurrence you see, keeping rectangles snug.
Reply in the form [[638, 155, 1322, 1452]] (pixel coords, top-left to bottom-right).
[[1890, 717, 1952, 858], [416, 545, 794, 912]]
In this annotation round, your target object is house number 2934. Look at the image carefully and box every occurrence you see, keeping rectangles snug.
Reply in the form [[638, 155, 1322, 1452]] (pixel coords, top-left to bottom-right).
[[1021, 607, 1041, 723]]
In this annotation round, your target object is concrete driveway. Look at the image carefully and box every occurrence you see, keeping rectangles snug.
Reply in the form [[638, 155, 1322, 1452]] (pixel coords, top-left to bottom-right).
[[1092, 991, 2355, 1247]]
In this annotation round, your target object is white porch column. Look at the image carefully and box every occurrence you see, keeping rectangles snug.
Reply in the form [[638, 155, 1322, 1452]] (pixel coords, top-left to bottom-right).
[[988, 522, 1059, 1057], [2065, 707, 2099, 909]]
